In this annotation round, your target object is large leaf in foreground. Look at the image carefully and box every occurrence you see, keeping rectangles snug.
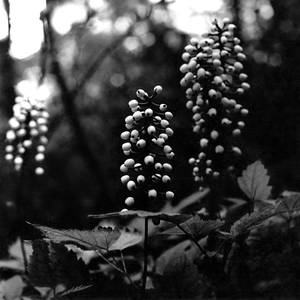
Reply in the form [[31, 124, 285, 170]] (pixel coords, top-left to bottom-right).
[[29, 223, 120, 250], [159, 215, 224, 240], [237, 160, 272, 201], [49, 243, 90, 288], [89, 210, 188, 223], [28, 240, 90, 289], [29, 223, 142, 252]]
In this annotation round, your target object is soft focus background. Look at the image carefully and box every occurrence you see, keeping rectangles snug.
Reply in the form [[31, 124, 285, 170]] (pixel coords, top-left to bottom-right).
[[0, 0, 300, 255]]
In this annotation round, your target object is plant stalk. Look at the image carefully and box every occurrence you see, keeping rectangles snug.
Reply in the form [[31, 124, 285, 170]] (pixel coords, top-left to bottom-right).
[[141, 217, 149, 298]]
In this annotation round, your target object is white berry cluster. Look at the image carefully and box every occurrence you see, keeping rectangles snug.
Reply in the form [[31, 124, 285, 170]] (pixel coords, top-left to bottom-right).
[[5, 96, 49, 175], [120, 86, 175, 207], [180, 19, 250, 188]]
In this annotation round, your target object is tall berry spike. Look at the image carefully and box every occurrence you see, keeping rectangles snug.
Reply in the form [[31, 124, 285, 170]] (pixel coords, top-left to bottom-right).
[[120, 86, 175, 207], [5, 96, 49, 175], [180, 19, 250, 189]]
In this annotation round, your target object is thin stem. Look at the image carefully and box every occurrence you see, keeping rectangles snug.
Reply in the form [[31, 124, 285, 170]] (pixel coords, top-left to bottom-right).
[[120, 250, 127, 273], [96, 250, 139, 290], [3, 0, 11, 45], [176, 223, 208, 258], [20, 238, 28, 274], [41, 7, 110, 201], [141, 217, 149, 298], [96, 250, 124, 274], [16, 151, 30, 274]]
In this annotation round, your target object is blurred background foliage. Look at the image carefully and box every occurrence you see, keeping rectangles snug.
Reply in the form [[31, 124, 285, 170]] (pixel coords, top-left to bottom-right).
[[0, 0, 300, 256]]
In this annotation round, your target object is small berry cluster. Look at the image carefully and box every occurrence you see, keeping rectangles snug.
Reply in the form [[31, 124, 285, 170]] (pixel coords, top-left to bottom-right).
[[5, 96, 49, 175], [180, 19, 250, 188], [120, 86, 175, 207]]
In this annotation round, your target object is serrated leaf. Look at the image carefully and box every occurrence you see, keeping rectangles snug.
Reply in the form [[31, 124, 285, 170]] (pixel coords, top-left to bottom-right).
[[89, 210, 188, 223], [230, 207, 275, 237], [275, 194, 300, 217], [159, 215, 224, 240], [231, 195, 300, 237], [109, 230, 143, 251], [28, 239, 55, 287], [237, 161, 272, 201], [49, 243, 90, 288], [29, 223, 120, 250]]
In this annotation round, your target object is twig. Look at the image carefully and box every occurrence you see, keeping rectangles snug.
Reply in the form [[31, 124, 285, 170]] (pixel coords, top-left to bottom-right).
[[3, 0, 11, 44], [96, 250, 139, 290], [176, 223, 208, 258], [120, 250, 127, 273], [40, 3, 153, 203], [20, 238, 28, 273], [96, 250, 125, 274], [38, 13, 48, 85], [73, 5, 153, 98], [16, 153, 30, 274], [73, 28, 133, 98], [41, 7, 110, 200], [141, 217, 149, 299], [1, 0, 16, 116]]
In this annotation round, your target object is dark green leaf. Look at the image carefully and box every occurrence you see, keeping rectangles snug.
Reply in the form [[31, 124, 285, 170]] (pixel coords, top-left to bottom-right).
[[237, 160, 272, 201], [28, 239, 55, 287], [155, 241, 203, 298], [49, 243, 90, 288], [231, 195, 300, 237], [156, 240, 195, 275], [275, 194, 300, 218], [230, 207, 275, 237], [28, 223, 120, 250], [28, 240, 90, 288], [159, 215, 224, 240]]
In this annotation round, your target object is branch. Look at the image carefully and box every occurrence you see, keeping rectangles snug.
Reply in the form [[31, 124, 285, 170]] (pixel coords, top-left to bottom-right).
[[73, 28, 133, 98], [0, 0, 16, 116], [176, 223, 208, 258], [3, 0, 11, 43], [41, 8, 110, 199], [40, 3, 153, 202], [73, 5, 153, 98]]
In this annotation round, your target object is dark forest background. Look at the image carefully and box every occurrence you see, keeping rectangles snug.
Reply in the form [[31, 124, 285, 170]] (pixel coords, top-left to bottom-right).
[[1, 0, 300, 256]]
